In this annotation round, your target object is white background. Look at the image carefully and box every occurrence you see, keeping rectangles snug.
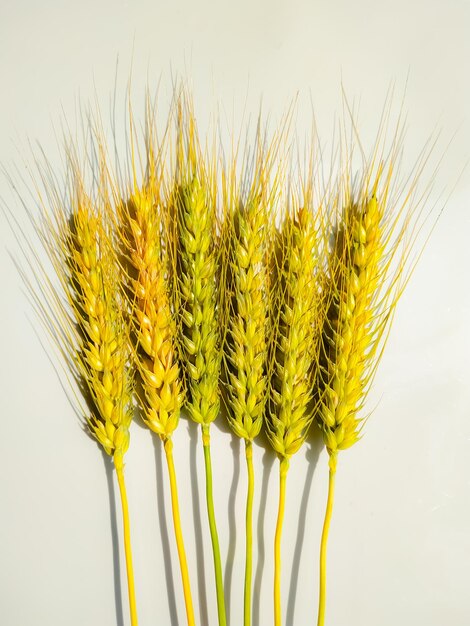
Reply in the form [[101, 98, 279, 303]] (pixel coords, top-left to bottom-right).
[[1, 1, 470, 625]]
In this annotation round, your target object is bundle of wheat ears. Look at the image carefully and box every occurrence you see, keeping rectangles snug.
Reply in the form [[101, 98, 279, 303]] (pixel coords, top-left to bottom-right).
[[10, 89, 435, 626]]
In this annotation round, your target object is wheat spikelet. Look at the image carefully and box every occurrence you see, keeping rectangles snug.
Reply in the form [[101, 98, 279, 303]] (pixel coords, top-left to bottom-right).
[[73, 201, 133, 469], [221, 122, 291, 444], [317, 147, 427, 468], [315, 100, 437, 466]]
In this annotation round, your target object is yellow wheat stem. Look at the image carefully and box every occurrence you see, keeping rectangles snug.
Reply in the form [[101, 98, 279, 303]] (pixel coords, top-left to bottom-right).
[[244, 441, 255, 626], [164, 437, 196, 626], [316, 456, 336, 626], [267, 203, 322, 626], [116, 465, 139, 626], [274, 457, 289, 626], [117, 174, 196, 626], [315, 109, 433, 620], [316, 191, 384, 626], [27, 146, 139, 626]]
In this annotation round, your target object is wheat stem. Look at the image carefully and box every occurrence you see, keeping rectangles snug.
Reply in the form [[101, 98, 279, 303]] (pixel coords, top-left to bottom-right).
[[202, 425, 227, 626], [116, 465, 138, 626], [244, 440, 255, 626], [164, 437, 196, 626], [221, 178, 270, 626], [173, 105, 226, 626], [118, 183, 196, 625], [317, 455, 337, 626], [274, 457, 289, 626]]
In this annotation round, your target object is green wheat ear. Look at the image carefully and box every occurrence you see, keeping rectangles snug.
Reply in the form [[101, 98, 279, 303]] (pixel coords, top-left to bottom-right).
[[176, 173, 221, 426], [169, 96, 227, 626]]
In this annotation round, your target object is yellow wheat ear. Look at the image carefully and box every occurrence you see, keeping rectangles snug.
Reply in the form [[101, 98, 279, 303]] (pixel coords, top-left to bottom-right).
[[20, 141, 139, 626], [266, 196, 323, 626], [222, 189, 269, 441], [68, 192, 134, 470], [318, 192, 383, 465], [122, 187, 184, 439], [114, 100, 196, 625], [32, 154, 135, 468], [314, 111, 436, 626], [267, 204, 323, 458]]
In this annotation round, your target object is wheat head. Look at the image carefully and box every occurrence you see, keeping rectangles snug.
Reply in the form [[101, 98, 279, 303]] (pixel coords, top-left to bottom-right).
[[34, 152, 135, 471], [71, 203, 133, 469], [267, 205, 321, 459], [119, 182, 184, 440], [317, 130, 432, 470], [223, 189, 270, 442], [317, 191, 383, 467], [171, 112, 221, 430]]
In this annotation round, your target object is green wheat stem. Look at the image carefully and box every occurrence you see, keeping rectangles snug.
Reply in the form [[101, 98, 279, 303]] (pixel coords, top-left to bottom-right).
[[202, 425, 227, 626], [172, 101, 226, 626]]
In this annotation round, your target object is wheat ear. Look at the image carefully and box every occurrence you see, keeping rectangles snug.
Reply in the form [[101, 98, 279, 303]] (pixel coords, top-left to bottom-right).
[[171, 103, 226, 626], [221, 164, 271, 626], [266, 204, 321, 626], [118, 170, 196, 626], [315, 121, 433, 624], [70, 199, 139, 626], [316, 183, 389, 625], [30, 151, 139, 626]]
